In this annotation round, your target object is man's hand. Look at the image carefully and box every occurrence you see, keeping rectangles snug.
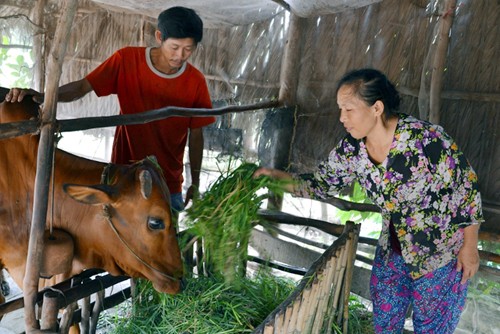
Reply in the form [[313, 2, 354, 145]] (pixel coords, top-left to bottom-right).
[[5, 88, 44, 104], [184, 184, 199, 207]]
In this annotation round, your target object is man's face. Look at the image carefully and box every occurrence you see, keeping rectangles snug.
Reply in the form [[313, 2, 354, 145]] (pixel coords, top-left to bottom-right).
[[156, 31, 196, 71]]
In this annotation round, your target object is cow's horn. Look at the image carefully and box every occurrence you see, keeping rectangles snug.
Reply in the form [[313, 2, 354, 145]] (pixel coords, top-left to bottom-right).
[[139, 170, 152, 199]]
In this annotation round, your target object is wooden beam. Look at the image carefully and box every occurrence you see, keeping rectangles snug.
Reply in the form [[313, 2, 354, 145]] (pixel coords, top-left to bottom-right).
[[398, 86, 500, 103], [278, 13, 304, 106], [0, 100, 281, 140], [429, 0, 456, 124]]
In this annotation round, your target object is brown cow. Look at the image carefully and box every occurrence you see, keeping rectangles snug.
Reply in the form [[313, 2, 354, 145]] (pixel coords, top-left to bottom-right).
[[0, 88, 183, 311]]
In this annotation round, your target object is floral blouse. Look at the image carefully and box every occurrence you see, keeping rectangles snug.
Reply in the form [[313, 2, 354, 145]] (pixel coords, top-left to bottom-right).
[[296, 113, 484, 279]]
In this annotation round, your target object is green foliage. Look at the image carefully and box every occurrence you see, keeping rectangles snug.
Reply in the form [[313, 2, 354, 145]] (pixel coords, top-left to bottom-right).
[[335, 182, 382, 236], [345, 295, 375, 334], [0, 34, 34, 88], [184, 162, 288, 286]]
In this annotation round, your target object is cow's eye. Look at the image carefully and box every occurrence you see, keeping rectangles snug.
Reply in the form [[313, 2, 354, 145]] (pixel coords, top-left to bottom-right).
[[148, 217, 165, 230]]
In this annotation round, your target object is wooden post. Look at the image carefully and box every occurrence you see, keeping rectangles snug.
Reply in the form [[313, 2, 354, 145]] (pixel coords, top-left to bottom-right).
[[30, 0, 47, 91], [278, 13, 303, 106], [80, 295, 91, 334], [23, 0, 78, 332], [90, 289, 105, 334], [429, 0, 456, 124], [40, 290, 59, 331]]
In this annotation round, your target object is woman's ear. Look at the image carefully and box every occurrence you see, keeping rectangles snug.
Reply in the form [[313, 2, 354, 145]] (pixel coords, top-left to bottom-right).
[[373, 100, 385, 117]]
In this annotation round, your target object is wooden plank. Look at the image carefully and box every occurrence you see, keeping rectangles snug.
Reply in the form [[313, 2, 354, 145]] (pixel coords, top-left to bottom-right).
[[294, 287, 313, 332], [312, 257, 336, 333], [250, 229, 321, 269]]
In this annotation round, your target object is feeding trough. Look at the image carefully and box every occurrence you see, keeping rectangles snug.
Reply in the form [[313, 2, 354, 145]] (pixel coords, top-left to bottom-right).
[[180, 218, 360, 334], [252, 221, 359, 334]]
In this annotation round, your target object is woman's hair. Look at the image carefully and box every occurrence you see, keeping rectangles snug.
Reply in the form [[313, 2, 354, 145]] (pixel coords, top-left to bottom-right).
[[336, 68, 400, 118], [157, 7, 203, 44]]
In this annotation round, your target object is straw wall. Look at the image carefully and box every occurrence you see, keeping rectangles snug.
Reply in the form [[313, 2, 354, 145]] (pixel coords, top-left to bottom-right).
[[0, 0, 498, 230]]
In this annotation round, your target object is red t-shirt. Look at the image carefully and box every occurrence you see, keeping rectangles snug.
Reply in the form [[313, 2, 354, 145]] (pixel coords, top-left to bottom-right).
[[86, 47, 215, 193]]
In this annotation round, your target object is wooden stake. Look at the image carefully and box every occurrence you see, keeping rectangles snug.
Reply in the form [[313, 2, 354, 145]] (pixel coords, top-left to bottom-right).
[[429, 0, 457, 124], [23, 0, 78, 332]]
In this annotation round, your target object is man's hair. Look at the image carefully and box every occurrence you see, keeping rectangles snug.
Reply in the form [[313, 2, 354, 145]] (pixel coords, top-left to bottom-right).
[[157, 6, 203, 44]]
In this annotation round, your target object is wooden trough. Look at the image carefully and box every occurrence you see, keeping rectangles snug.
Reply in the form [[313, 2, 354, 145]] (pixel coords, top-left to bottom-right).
[[252, 221, 360, 334], [182, 213, 361, 334]]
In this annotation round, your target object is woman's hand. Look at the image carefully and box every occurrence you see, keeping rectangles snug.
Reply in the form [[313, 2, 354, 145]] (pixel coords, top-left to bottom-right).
[[456, 224, 480, 284], [253, 167, 296, 193]]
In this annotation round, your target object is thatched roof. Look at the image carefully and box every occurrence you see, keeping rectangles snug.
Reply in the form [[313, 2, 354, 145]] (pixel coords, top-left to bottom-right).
[[82, 0, 382, 27]]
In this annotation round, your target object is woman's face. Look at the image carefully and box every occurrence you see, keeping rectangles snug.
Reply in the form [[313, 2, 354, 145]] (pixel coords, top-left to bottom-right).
[[337, 85, 379, 139]]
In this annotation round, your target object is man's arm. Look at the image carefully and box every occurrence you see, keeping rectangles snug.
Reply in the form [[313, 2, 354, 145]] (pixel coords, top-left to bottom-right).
[[185, 127, 204, 206], [5, 78, 93, 104], [57, 78, 93, 102]]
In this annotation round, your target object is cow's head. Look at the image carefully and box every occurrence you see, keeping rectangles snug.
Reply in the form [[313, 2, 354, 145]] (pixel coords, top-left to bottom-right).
[[62, 156, 183, 294]]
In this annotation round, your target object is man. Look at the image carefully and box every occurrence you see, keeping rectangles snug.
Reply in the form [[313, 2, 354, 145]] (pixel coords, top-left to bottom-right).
[[6, 6, 215, 212]]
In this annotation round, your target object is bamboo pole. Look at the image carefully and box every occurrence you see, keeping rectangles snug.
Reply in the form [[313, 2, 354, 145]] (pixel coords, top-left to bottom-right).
[[278, 13, 303, 105], [23, 0, 78, 332], [312, 259, 336, 333], [90, 289, 105, 334], [342, 223, 359, 333], [429, 0, 456, 124], [80, 295, 91, 334], [286, 299, 300, 332], [40, 290, 58, 331], [302, 281, 320, 332], [59, 302, 77, 334], [293, 287, 313, 332], [0, 99, 281, 140], [281, 306, 293, 334], [30, 0, 47, 92]]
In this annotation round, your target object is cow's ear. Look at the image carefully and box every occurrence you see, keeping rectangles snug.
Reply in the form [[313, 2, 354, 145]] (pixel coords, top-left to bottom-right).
[[139, 170, 152, 199], [63, 184, 114, 205]]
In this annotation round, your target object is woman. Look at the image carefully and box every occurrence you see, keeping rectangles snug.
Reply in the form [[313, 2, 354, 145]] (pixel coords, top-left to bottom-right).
[[255, 68, 483, 333]]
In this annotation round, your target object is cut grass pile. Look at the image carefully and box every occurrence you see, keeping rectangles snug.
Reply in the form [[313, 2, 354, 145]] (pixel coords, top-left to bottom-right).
[[100, 274, 374, 334], [104, 270, 296, 334]]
